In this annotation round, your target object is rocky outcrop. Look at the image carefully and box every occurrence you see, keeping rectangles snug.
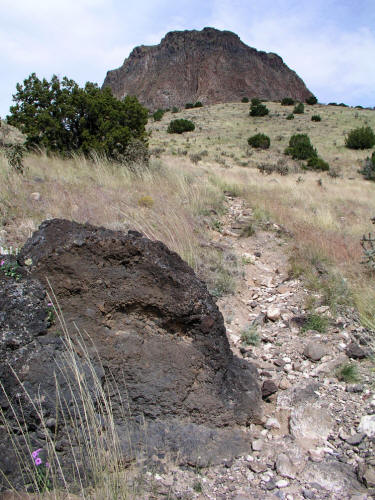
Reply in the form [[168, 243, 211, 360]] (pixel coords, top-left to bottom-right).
[[103, 27, 313, 109], [0, 219, 261, 490]]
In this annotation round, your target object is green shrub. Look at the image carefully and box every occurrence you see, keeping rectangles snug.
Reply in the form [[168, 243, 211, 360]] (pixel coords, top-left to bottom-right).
[[152, 109, 164, 121], [241, 97, 249, 103], [241, 325, 260, 346], [336, 363, 360, 383], [359, 152, 375, 181], [285, 134, 317, 160], [167, 119, 195, 134], [286, 113, 294, 120], [306, 95, 318, 105], [4, 144, 25, 174], [171, 106, 179, 113], [250, 100, 269, 117], [185, 103, 194, 109], [7, 74, 148, 160], [293, 102, 305, 114], [281, 97, 295, 106], [306, 156, 329, 171], [345, 126, 375, 149], [194, 101, 203, 108], [311, 115, 321, 122], [247, 133, 270, 149], [301, 313, 328, 333]]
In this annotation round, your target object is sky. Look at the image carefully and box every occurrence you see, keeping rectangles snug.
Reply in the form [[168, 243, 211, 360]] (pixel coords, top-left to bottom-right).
[[1, 0, 374, 118]]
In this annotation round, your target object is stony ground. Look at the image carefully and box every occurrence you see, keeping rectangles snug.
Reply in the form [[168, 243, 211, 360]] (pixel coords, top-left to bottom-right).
[[134, 195, 375, 500]]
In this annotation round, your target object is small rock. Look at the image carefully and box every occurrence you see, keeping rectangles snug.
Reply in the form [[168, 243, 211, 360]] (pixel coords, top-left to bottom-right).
[[266, 307, 281, 321], [346, 384, 364, 393], [265, 479, 276, 490], [363, 465, 375, 488], [46, 418, 56, 430], [358, 415, 375, 438], [276, 453, 297, 479], [265, 417, 281, 430], [254, 251, 261, 258], [262, 380, 278, 399], [276, 479, 289, 488], [252, 439, 264, 451], [249, 460, 268, 473], [302, 489, 315, 499], [308, 448, 325, 462], [303, 342, 327, 362], [346, 433, 365, 446], [279, 378, 291, 390], [345, 342, 366, 359], [314, 306, 329, 314], [30, 192, 41, 201], [278, 285, 290, 294]]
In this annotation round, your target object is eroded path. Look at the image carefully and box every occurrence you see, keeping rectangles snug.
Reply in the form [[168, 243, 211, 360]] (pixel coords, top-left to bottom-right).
[[143, 196, 375, 500]]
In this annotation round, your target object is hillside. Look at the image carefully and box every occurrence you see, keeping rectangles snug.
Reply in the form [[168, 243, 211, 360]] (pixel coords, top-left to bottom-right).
[[1, 101, 375, 499], [103, 27, 313, 109]]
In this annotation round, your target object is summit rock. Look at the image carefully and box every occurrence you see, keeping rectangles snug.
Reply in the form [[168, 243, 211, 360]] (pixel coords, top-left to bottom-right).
[[103, 27, 313, 109]]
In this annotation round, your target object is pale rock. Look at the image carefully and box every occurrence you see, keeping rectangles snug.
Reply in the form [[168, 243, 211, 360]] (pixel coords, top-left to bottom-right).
[[265, 417, 281, 430], [308, 448, 325, 462], [276, 479, 289, 488], [310, 354, 348, 376], [252, 439, 264, 451], [266, 307, 281, 321], [358, 415, 375, 438], [314, 305, 329, 314], [303, 342, 327, 361], [283, 357, 292, 363], [30, 192, 41, 201], [290, 403, 334, 449], [242, 252, 256, 264], [279, 378, 291, 390], [284, 363, 293, 372], [276, 453, 298, 478]]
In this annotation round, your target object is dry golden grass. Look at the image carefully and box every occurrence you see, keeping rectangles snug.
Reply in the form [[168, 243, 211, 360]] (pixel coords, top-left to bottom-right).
[[1, 100, 375, 319], [148, 101, 375, 321]]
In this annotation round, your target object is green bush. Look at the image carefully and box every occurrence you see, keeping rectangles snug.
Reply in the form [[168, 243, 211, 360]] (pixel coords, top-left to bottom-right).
[[247, 133, 270, 149], [249, 99, 269, 117], [241, 97, 249, 103], [359, 152, 375, 181], [285, 134, 317, 160], [301, 313, 328, 333], [311, 115, 321, 122], [185, 103, 194, 109], [7, 73, 148, 160], [171, 106, 179, 113], [345, 126, 375, 149], [306, 95, 318, 105], [281, 97, 295, 106], [194, 101, 203, 108], [167, 119, 195, 134], [293, 102, 305, 114], [306, 156, 329, 171], [152, 109, 164, 121], [286, 113, 294, 120]]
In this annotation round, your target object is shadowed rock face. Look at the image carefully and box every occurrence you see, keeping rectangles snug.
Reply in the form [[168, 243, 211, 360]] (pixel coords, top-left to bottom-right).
[[103, 27, 313, 109], [1, 219, 261, 489]]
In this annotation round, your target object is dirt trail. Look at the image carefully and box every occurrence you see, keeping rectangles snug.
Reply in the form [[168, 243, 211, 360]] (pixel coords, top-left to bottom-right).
[[145, 195, 375, 499]]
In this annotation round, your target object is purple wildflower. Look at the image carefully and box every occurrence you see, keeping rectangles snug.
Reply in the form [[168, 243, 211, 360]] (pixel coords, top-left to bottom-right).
[[0, 260, 4, 266], [47, 302, 53, 307], [32, 449, 42, 459], [45, 462, 50, 468], [35, 457, 42, 466]]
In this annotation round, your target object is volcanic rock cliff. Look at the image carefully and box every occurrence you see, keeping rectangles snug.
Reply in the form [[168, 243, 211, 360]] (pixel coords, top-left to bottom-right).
[[103, 27, 313, 109]]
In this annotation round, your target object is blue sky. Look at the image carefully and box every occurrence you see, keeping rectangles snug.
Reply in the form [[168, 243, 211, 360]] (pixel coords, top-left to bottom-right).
[[1, 0, 374, 118]]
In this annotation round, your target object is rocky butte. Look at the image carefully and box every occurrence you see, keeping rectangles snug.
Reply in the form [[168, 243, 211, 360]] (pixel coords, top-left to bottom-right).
[[103, 27, 313, 110]]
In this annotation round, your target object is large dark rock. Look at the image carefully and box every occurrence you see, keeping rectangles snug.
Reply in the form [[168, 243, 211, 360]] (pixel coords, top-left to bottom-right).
[[1, 219, 261, 490], [103, 27, 313, 110]]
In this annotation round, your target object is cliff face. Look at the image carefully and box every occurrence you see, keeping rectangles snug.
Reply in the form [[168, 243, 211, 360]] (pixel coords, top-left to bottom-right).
[[103, 27, 313, 110]]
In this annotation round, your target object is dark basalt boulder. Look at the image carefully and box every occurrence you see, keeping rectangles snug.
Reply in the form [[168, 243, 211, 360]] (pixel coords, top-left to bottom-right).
[[0, 219, 261, 490]]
